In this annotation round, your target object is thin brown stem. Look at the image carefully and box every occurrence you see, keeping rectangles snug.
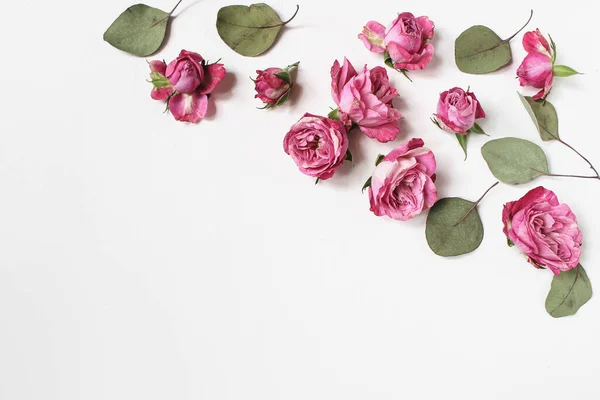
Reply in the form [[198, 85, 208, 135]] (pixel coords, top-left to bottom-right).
[[557, 138, 600, 178], [169, 0, 183, 16], [454, 181, 499, 226], [505, 10, 534, 42], [541, 172, 600, 180]]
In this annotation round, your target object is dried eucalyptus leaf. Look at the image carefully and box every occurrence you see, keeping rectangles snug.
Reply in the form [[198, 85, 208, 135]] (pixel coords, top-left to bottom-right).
[[216, 4, 298, 57], [104, 4, 170, 57], [426, 198, 484, 257], [519, 94, 559, 141], [545, 264, 592, 318], [455, 25, 511, 74], [481, 138, 549, 184]]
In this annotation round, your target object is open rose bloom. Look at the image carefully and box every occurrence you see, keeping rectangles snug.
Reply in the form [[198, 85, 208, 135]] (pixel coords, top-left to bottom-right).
[[359, 12, 435, 72], [331, 58, 403, 142], [148, 50, 226, 123], [368, 138, 437, 220], [503, 187, 582, 275], [433, 87, 485, 134], [283, 113, 350, 181]]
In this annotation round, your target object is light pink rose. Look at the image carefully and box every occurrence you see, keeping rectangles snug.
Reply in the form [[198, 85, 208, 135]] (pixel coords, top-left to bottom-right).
[[433, 87, 486, 134], [502, 186, 582, 275], [517, 29, 554, 100], [368, 138, 437, 220], [283, 113, 349, 180], [360, 13, 434, 71], [149, 50, 226, 123], [254, 67, 290, 105], [331, 58, 402, 143]]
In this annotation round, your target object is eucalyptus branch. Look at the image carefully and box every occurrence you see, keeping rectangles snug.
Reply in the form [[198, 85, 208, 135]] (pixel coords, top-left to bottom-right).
[[454, 181, 499, 226]]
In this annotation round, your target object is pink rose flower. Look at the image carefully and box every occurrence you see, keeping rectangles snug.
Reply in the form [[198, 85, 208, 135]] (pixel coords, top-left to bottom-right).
[[253, 62, 298, 108], [359, 13, 435, 71], [148, 50, 226, 123], [433, 87, 486, 134], [517, 29, 554, 100], [502, 186, 582, 275], [331, 58, 402, 143], [368, 138, 437, 220], [283, 113, 349, 180]]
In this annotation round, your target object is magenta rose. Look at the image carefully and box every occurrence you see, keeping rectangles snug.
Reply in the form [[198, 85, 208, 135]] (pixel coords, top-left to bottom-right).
[[253, 62, 298, 108], [433, 87, 486, 134], [148, 50, 226, 123], [517, 29, 554, 100], [359, 13, 435, 71], [368, 138, 437, 221], [502, 186, 582, 275], [331, 58, 402, 143], [283, 113, 349, 180]]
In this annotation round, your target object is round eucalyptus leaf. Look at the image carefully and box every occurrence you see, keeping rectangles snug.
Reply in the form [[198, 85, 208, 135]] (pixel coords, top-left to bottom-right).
[[518, 94, 559, 141], [103, 4, 169, 57], [545, 264, 592, 318], [426, 198, 484, 257], [455, 25, 511, 74], [481, 138, 549, 184], [217, 4, 296, 57]]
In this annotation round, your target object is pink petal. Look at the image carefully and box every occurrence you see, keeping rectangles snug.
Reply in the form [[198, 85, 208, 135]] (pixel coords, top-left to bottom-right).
[[358, 21, 386, 53], [198, 63, 226, 95], [169, 92, 208, 123], [416, 16, 435, 40]]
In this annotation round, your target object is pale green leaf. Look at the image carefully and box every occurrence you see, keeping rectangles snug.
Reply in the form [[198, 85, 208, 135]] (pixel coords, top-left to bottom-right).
[[518, 94, 559, 141], [426, 198, 484, 257], [104, 4, 169, 57], [481, 138, 549, 184], [545, 264, 592, 318]]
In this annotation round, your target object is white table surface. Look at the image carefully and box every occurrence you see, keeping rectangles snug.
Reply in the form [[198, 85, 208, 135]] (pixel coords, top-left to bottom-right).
[[2, 0, 600, 398]]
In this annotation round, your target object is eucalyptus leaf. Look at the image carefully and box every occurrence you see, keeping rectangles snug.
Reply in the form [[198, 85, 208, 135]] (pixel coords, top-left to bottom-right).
[[216, 4, 299, 57], [545, 264, 592, 318], [518, 94, 559, 141], [455, 11, 533, 74], [426, 198, 484, 257], [481, 138, 549, 184], [104, 4, 172, 57]]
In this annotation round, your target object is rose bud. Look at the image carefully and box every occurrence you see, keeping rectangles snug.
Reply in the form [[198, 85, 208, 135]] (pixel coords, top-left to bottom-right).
[[517, 29, 581, 100], [359, 13, 435, 74], [148, 50, 226, 123], [432, 87, 486, 159], [330, 58, 403, 143], [367, 138, 437, 221], [283, 113, 350, 181], [503, 187, 582, 275], [253, 62, 299, 109]]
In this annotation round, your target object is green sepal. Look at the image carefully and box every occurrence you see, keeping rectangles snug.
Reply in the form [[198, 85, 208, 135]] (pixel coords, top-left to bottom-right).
[[507, 238, 515, 247], [375, 154, 385, 166], [455, 133, 468, 160], [552, 64, 582, 77], [469, 122, 487, 135], [315, 178, 320, 185], [345, 150, 353, 163], [328, 108, 341, 120], [149, 71, 171, 89], [361, 177, 372, 193], [275, 71, 292, 85]]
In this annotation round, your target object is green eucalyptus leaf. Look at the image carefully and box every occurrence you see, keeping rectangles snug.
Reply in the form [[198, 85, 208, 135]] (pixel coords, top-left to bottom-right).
[[426, 198, 484, 257], [216, 4, 298, 57], [455, 10, 533, 74], [518, 94, 559, 141], [545, 264, 592, 318], [455, 133, 468, 160], [553, 64, 582, 77], [481, 138, 549, 184], [104, 4, 170, 57], [455, 25, 511, 74]]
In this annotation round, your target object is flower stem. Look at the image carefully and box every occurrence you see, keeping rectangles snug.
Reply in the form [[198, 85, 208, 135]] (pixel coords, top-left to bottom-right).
[[557, 137, 600, 179], [505, 10, 534, 42], [454, 181, 499, 226], [169, 0, 183, 16], [281, 5, 300, 25], [541, 172, 600, 180]]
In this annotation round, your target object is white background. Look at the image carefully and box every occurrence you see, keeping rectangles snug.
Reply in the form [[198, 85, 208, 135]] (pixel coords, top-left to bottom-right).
[[2, 0, 600, 398]]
